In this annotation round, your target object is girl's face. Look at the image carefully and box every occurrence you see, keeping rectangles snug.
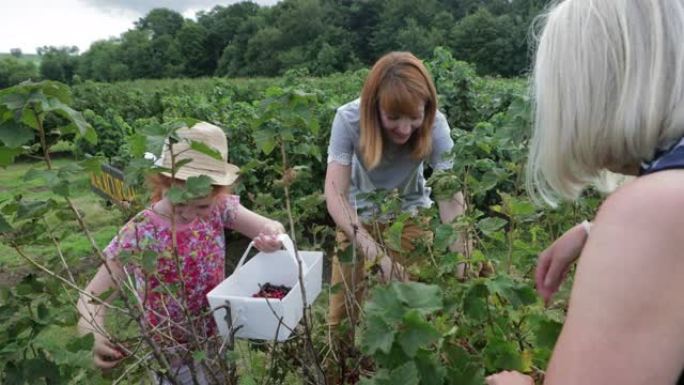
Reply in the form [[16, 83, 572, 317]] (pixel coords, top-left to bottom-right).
[[379, 104, 425, 145], [173, 195, 215, 224]]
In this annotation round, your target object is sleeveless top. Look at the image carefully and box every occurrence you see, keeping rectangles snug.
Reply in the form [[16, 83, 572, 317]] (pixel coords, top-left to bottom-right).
[[639, 138, 684, 385]]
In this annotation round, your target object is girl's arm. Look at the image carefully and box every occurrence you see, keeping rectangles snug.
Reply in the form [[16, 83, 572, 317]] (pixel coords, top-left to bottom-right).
[[76, 259, 125, 369], [232, 204, 285, 252]]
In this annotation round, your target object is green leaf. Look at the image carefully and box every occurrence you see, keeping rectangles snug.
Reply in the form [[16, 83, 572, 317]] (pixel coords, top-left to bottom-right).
[[397, 310, 440, 357], [0, 213, 13, 233], [185, 175, 213, 198], [166, 186, 186, 204], [0, 121, 34, 147], [66, 333, 94, 352], [486, 275, 537, 308], [386, 220, 404, 252], [3, 362, 23, 385], [462, 282, 489, 321], [0, 146, 23, 167], [337, 244, 356, 264], [483, 335, 527, 371], [415, 350, 446, 385], [35, 302, 49, 323], [189, 140, 222, 160], [141, 250, 158, 273], [447, 364, 485, 385], [434, 224, 457, 251], [477, 217, 507, 237], [174, 158, 193, 170], [127, 132, 147, 158], [364, 285, 405, 323], [252, 128, 277, 155], [78, 157, 104, 175], [392, 282, 443, 314], [361, 314, 395, 355], [192, 350, 207, 362], [22, 357, 60, 382], [531, 316, 563, 350], [387, 362, 419, 385], [0, 92, 28, 110]]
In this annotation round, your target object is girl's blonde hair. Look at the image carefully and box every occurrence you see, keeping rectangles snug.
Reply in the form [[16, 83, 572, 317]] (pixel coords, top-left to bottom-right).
[[147, 174, 229, 203], [359, 51, 438, 170], [528, 0, 684, 205]]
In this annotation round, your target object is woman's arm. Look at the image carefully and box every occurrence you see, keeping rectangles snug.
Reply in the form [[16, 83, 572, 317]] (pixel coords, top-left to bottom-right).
[[231, 204, 285, 252], [543, 176, 684, 385], [324, 162, 383, 262], [436, 191, 468, 253], [535, 222, 589, 304]]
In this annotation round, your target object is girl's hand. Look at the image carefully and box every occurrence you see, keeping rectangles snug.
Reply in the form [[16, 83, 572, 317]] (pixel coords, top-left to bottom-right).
[[253, 220, 285, 252], [92, 333, 125, 370], [486, 371, 534, 385], [535, 222, 588, 304]]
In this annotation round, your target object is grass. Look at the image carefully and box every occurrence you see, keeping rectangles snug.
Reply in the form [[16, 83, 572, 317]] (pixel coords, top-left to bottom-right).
[[0, 158, 123, 272], [0, 52, 41, 65]]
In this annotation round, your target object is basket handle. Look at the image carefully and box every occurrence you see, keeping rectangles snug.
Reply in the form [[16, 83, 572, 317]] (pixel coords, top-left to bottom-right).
[[235, 234, 307, 272]]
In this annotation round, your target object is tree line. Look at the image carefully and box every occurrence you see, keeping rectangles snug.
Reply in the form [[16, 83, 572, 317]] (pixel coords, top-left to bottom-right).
[[0, 0, 551, 88]]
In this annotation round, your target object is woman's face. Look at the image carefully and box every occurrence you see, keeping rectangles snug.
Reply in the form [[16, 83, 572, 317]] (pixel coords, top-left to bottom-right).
[[379, 104, 425, 145]]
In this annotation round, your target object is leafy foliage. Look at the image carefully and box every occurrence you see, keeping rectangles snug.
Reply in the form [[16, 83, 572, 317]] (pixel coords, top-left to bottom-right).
[[0, 48, 600, 384]]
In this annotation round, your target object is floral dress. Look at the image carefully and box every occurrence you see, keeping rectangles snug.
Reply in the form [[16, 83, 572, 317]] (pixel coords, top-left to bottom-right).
[[103, 194, 240, 344]]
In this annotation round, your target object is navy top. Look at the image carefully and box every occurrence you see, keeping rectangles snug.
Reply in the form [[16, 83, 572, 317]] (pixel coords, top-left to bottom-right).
[[640, 137, 684, 175]]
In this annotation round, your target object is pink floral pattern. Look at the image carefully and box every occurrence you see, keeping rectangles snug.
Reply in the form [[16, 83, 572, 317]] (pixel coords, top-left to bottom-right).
[[103, 194, 240, 343]]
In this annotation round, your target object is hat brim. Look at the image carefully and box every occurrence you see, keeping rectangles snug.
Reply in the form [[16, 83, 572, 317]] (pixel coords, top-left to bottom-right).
[[161, 163, 240, 186]]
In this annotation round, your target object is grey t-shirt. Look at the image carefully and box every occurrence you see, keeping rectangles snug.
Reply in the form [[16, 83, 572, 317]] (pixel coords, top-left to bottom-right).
[[326, 98, 454, 220]]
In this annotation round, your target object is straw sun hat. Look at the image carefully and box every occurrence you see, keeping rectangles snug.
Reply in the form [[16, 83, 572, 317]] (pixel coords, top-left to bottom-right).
[[158, 121, 240, 186]]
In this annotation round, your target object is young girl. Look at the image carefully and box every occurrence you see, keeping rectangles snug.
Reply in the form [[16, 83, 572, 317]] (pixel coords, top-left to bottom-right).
[[487, 1, 684, 384], [324, 51, 468, 379], [77, 121, 285, 384]]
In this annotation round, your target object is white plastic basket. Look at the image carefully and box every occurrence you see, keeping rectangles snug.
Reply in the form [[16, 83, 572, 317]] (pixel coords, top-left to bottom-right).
[[206, 234, 323, 341]]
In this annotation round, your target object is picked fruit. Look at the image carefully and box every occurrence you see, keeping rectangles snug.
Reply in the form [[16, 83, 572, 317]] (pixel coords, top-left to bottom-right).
[[252, 283, 291, 300]]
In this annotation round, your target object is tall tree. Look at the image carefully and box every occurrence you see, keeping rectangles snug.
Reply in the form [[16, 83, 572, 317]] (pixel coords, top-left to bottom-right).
[[135, 8, 185, 38], [38, 46, 79, 83], [198, 1, 263, 75], [177, 21, 212, 77], [77, 39, 128, 82], [0, 57, 38, 88], [450, 8, 528, 76]]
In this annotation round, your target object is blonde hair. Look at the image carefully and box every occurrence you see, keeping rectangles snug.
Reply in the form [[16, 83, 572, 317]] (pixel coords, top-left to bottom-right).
[[527, 0, 684, 205], [359, 52, 437, 170]]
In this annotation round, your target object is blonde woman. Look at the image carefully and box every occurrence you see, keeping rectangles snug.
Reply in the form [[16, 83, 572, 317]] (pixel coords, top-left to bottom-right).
[[324, 51, 467, 378], [488, 1, 684, 384]]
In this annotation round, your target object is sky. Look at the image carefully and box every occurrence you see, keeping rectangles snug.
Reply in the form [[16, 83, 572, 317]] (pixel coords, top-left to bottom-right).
[[0, 0, 280, 54]]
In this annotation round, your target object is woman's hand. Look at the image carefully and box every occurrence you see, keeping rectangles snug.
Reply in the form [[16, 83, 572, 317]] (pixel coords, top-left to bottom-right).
[[253, 220, 285, 252], [486, 371, 535, 385], [378, 255, 409, 283], [535, 222, 588, 304]]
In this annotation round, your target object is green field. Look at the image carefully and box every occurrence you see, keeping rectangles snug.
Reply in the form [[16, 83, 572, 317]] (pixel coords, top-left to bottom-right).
[[0, 52, 41, 65], [0, 158, 121, 275]]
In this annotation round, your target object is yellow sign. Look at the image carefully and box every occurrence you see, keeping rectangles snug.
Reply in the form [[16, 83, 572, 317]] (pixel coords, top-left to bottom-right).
[[90, 165, 137, 207]]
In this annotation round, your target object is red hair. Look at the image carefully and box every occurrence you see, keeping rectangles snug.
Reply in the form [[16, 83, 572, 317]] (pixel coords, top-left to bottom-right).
[[359, 52, 437, 170]]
